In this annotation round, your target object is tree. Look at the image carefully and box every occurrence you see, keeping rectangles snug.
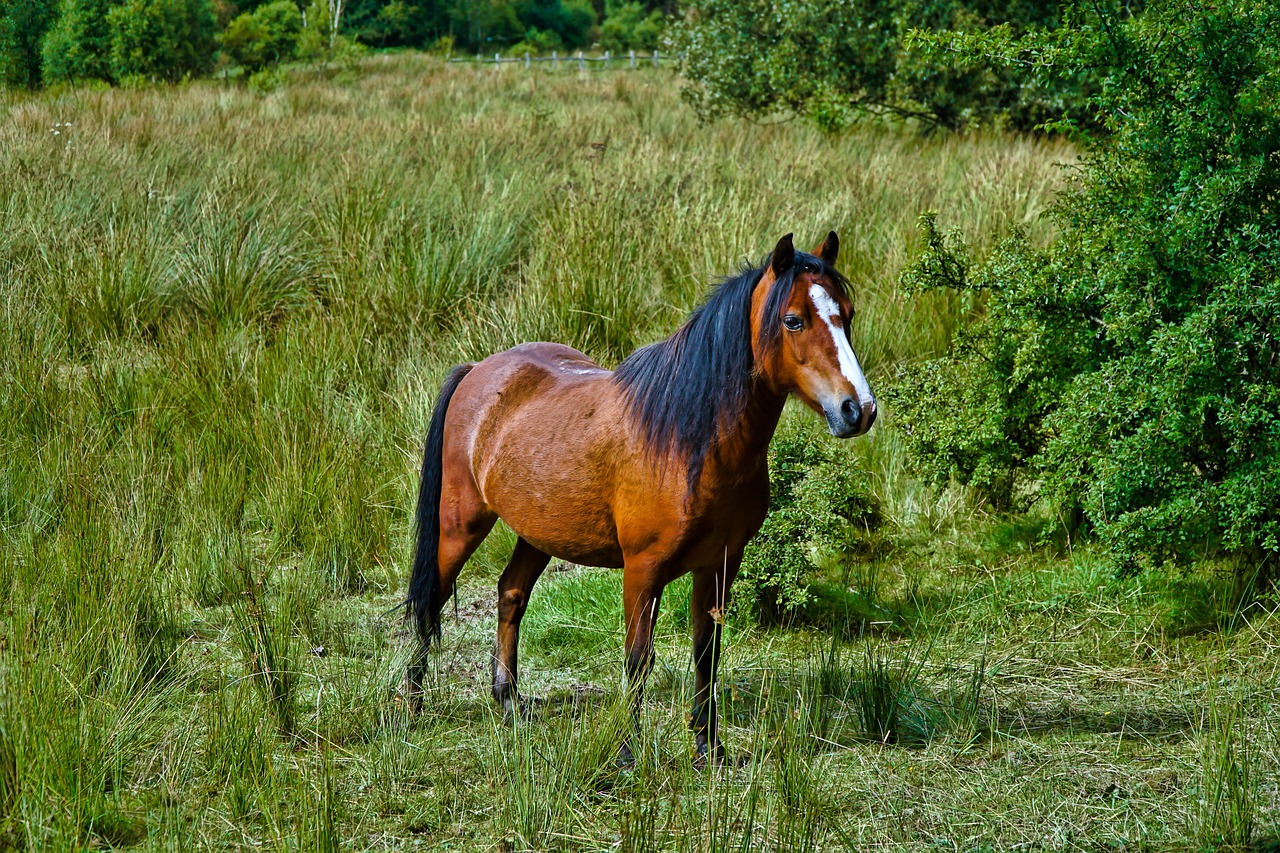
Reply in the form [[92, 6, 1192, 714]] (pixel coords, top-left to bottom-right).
[[220, 0, 303, 70], [0, 0, 57, 87], [599, 0, 662, 52], [108, 0, 217, 82], [890, 0, 1280, 578], [41, 0, 114, 84]]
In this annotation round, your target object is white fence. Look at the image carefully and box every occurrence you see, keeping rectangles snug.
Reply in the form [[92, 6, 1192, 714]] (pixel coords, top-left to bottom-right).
[[448, 50, 679, 70]]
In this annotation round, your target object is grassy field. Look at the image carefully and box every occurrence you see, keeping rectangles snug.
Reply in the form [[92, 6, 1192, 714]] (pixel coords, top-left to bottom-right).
[[1, 53, 1276, 851]]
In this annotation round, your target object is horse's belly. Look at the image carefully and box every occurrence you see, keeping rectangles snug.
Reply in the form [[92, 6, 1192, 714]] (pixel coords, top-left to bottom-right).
[[486, 476, 625, 568], [470, 355, 628, 568]]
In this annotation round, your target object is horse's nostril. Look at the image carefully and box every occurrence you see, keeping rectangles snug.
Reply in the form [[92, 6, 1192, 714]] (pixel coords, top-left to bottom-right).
[[864, 405, 877, 430], [841, 398, 858, 422]]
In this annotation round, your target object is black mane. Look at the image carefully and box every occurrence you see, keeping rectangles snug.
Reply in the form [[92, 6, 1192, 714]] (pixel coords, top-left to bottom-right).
[[613, 250, 848, 489]]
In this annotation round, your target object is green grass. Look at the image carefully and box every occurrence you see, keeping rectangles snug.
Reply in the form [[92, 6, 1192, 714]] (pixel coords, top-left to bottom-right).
[[1, 54, 1277, 851]]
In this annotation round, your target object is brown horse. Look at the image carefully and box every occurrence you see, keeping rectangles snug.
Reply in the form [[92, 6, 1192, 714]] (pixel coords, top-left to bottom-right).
[[405, 232, 876, 763]]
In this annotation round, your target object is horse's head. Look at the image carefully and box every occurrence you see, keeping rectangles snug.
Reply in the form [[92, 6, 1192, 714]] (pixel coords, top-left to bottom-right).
[[751, 232, 877, 438]]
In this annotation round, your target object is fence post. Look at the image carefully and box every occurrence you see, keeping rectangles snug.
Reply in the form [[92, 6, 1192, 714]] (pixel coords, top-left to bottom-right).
[[578, 51, 584, 72], [552, 51, 558, 69], [525, 52, 530, 69], [652, 50, 659, 68], [630, 49, 635, 69], [604, 50, 610, 69], [475, 53, 481, 66], [495, 53, 500, 68]]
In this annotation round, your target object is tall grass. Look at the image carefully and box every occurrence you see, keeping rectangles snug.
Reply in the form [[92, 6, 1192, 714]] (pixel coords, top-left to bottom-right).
[[1, 54, 1275, 850]]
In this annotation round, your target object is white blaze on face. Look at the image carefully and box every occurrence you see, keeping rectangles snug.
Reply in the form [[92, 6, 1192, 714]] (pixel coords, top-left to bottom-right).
[[808, 284, 875, 408]]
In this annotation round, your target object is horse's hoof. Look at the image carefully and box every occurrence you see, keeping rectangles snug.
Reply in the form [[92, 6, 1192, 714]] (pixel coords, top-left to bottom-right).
[[692, 750, 722, 769], [694, 738, 748, 769], [401, 680, 424, 715], [502, 699, 534, 725], [693, 736, 726, 768]]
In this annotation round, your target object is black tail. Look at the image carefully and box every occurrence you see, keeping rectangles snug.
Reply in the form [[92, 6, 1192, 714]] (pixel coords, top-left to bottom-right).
[[405, 363, 474, 651]]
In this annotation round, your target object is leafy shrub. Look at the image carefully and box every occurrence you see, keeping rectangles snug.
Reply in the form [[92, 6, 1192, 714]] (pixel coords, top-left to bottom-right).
[[220, 0, 303, 72], [40, 0, 113, 84], [738, 426, 883, 625], [508, 26, 562, 56], [674, 0, 1105, 132], [247, 63, 287, 90], [599, 1, 663, 53], [891, 1, 1280, 576], [108, 0, 217, 82], [889, 217, 1075, 513], [427, 33, 454, 55]]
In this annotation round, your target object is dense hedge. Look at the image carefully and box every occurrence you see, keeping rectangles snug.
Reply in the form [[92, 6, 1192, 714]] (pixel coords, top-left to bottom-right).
[[889, 0, 1280, 576], [675, 0, 1109, 131]]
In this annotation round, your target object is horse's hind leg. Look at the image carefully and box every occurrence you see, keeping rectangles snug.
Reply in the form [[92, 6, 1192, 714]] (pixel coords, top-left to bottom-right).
[[492, 538, 552, 720]]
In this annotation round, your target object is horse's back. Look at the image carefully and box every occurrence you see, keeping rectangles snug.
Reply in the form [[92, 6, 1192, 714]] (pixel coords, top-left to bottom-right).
[[446, 343, 629, 566]]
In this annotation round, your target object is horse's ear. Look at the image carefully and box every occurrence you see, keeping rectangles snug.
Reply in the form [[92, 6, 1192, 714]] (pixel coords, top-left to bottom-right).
[[770, 233, 795, 275], [814, 231, 839, 264]]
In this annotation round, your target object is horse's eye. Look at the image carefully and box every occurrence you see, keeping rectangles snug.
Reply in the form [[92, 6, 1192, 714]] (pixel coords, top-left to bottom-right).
[[802, 261, 820, 274], [783, 315, 804, 332]]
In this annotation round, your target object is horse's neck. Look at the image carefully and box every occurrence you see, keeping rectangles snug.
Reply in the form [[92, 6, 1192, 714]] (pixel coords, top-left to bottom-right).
[[711, 382, 787, 475]]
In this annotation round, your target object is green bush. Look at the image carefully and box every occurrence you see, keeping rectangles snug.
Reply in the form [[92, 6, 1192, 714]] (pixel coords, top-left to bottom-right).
[[738, 427, 882, 625], [41, 0, 113, 84], [220, 0, 303, 72], [890, 1, 1280, 576], [508, 25, 562, 55], [108, 0, 217, 82], [674, 0, 1103, 132]]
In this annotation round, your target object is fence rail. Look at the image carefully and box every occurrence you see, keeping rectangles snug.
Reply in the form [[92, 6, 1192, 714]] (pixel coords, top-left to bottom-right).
[[448, 50, 680, 70]]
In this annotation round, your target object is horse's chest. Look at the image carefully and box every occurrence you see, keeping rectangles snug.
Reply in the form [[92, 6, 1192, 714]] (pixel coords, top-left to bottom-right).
[[678, 475, 771, 565]]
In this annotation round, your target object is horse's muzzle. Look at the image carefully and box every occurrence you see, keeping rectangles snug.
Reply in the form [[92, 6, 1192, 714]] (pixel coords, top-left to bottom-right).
[[826, 397, 877, 438]]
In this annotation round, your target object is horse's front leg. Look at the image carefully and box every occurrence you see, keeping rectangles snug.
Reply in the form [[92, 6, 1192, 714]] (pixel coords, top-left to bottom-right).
[[690, 554, 740, 764], [617, 565, 665, 767]]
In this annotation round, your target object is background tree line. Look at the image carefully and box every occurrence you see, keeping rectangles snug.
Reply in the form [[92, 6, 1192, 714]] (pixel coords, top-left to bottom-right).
[[0, 0, 668, 86]]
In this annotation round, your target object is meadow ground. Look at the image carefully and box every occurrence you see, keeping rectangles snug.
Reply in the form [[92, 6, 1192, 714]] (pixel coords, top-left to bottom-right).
[[0, 52, 1276, 851]]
